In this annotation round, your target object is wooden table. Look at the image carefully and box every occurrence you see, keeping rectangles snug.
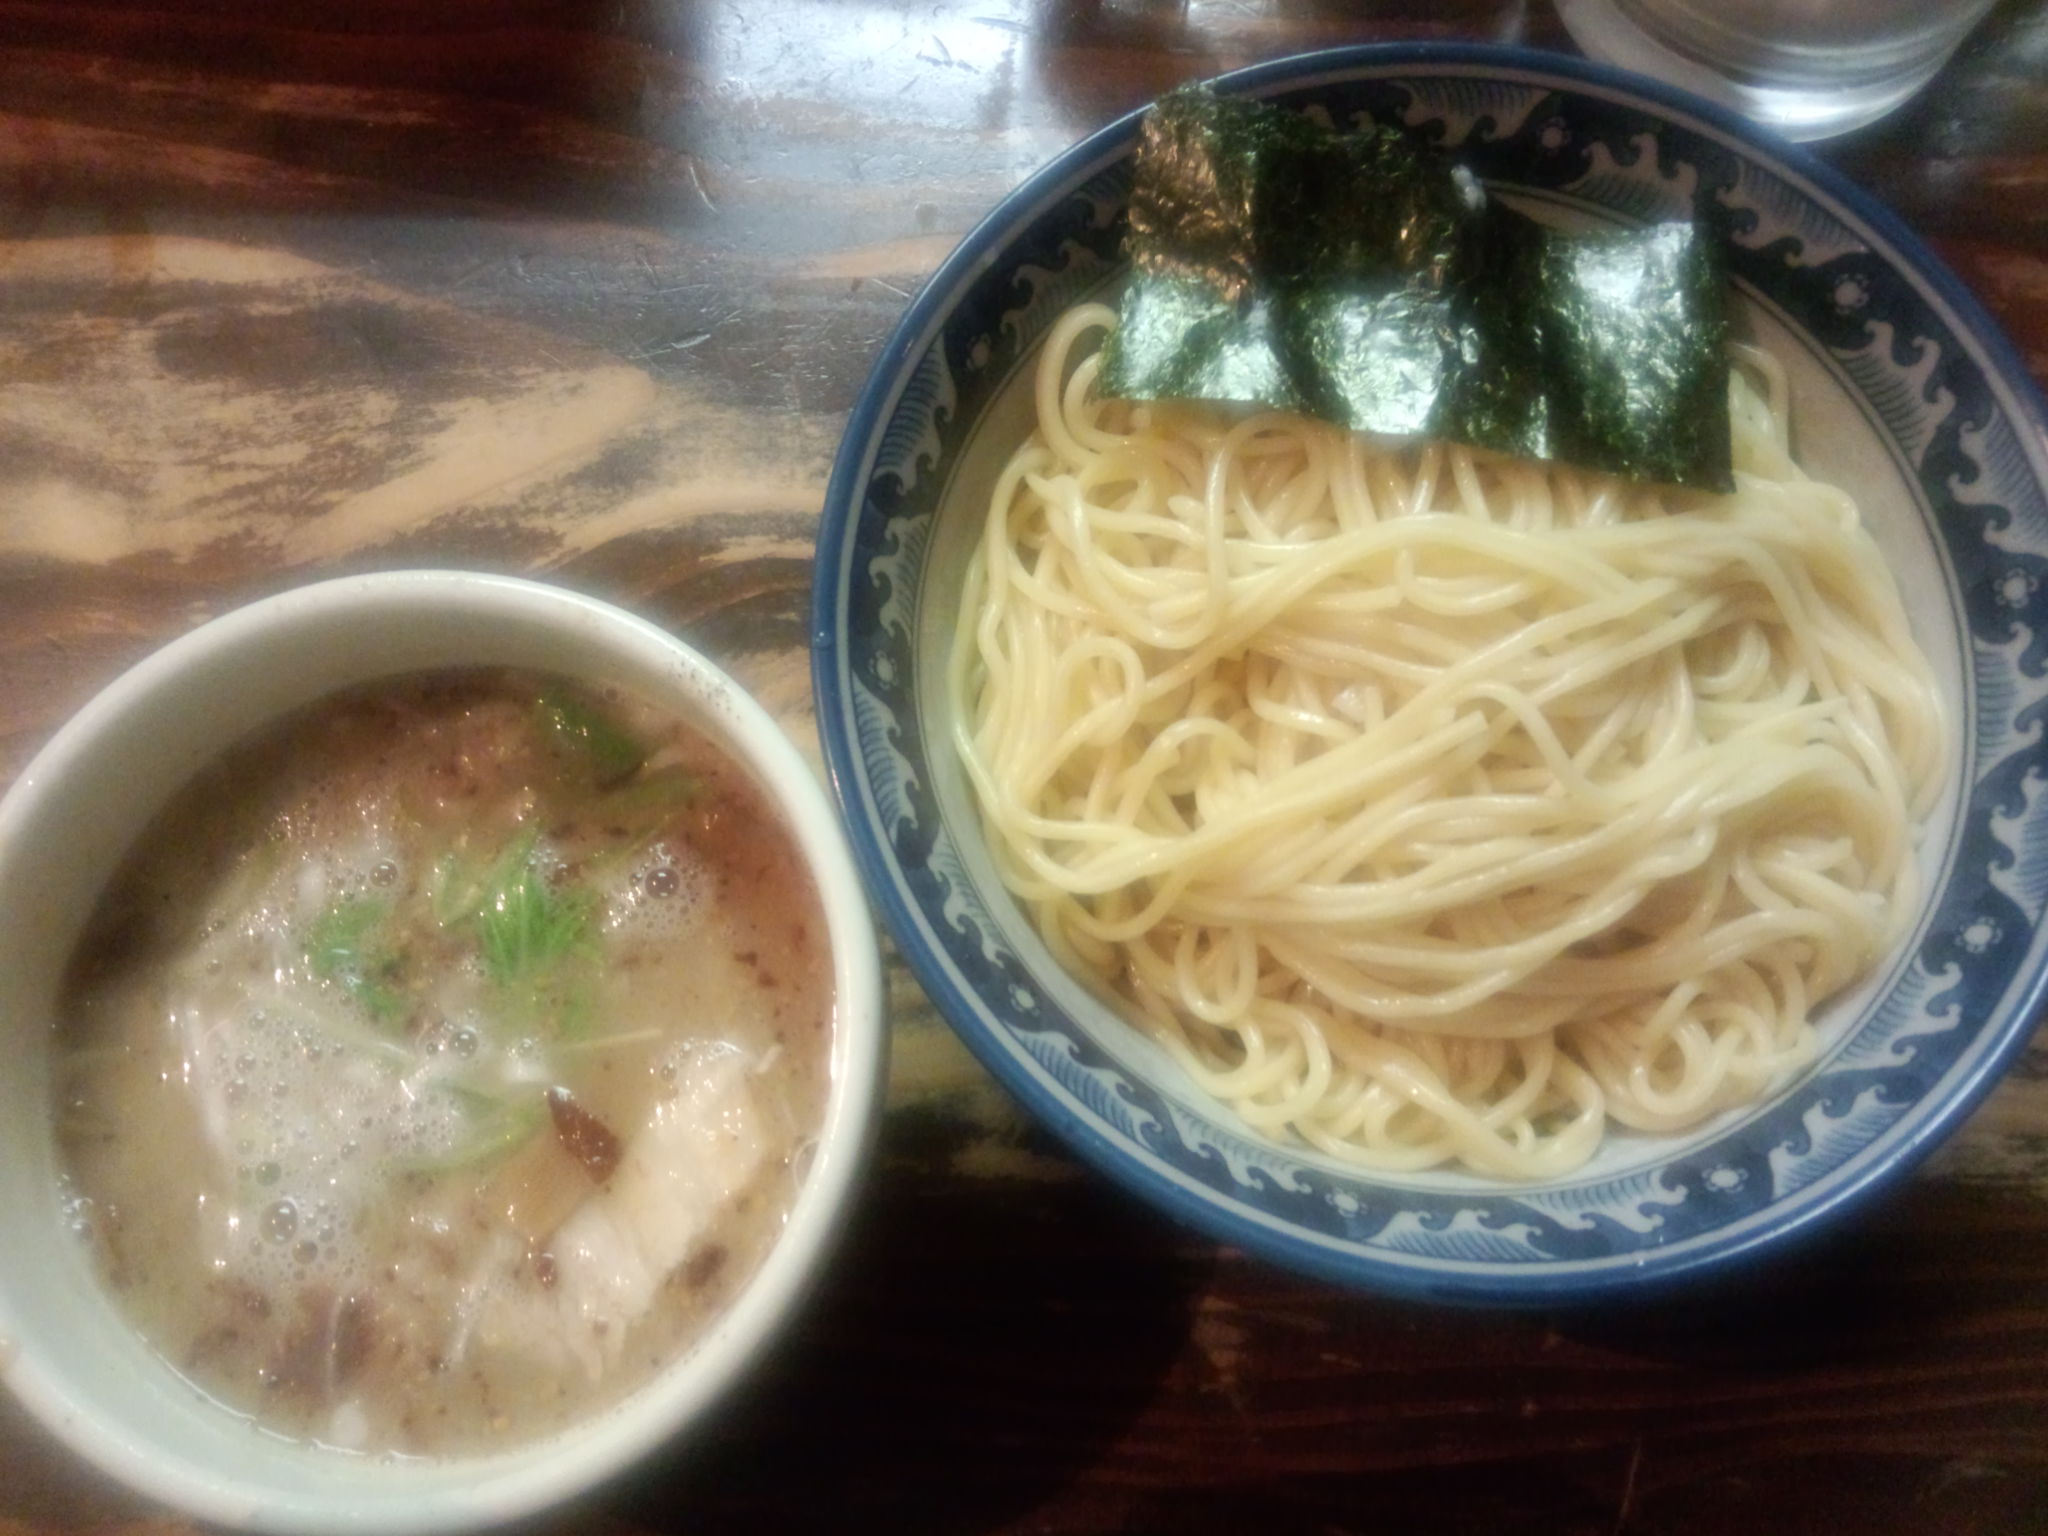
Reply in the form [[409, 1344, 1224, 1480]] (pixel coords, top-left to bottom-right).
[[4, 2, 2047, 1531]]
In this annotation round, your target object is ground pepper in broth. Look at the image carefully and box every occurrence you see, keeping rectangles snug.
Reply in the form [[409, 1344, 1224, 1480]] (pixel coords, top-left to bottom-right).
[[54, 669, 833, 1454]]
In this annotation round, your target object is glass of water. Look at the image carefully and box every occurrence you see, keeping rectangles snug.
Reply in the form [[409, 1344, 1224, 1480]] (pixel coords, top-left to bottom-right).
[[1553, 0, 2001, 141]]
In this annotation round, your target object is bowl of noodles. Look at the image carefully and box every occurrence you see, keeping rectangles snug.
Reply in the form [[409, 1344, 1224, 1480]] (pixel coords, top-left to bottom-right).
[[811, 45, 2048, 1301]]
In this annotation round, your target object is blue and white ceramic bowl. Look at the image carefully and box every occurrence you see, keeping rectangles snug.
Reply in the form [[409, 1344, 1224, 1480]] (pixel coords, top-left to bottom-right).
[[812, 45, 2048, 1302]]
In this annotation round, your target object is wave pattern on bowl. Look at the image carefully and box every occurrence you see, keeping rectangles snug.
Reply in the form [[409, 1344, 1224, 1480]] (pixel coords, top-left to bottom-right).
[[815, 46, 2048, 1300]]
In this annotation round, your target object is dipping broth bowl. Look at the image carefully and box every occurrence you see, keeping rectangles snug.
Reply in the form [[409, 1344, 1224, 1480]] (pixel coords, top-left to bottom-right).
[[810, 44, 2048, 1304], [0, 570, 886, 1533]]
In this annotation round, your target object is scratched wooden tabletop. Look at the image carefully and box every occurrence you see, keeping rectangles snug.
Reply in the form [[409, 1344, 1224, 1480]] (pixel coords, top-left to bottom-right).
[[4, 2, 2048, 1533]]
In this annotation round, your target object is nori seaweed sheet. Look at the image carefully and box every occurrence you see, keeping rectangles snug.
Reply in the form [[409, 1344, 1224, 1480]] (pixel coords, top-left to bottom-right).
[[1099, 86, 1733, 492]]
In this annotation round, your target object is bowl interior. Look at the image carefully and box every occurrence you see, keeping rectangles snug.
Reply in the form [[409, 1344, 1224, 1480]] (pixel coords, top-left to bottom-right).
[[912, 268, 1971, 1196], [0, 572, 883, 1532], [815, 46, 2048, 1299]]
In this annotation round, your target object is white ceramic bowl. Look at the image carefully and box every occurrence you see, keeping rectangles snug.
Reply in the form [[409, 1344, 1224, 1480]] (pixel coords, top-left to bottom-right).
[[0, 571, 886, 1533]]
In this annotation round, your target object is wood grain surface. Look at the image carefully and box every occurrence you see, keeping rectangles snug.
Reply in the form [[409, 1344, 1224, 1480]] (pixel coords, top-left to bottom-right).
[[4, 2, 2048, 1532]]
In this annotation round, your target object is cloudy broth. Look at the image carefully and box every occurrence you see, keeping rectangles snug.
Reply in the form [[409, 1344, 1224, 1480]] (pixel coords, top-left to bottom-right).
[[55, 669, 832, 1455]]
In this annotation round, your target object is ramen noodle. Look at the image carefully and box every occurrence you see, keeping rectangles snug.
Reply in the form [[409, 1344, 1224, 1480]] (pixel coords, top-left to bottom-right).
[[951, 302, 1946, 1179]]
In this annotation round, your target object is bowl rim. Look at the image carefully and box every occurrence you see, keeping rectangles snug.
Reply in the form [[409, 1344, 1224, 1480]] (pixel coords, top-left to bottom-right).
[[810, 41, 2048, 1303], [0, 569, 887, 1529]]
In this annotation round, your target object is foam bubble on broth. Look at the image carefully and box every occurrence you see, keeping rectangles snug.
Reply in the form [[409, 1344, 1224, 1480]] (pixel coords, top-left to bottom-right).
[[597, 841, 711, 948], [54, 668, 834, 1455]]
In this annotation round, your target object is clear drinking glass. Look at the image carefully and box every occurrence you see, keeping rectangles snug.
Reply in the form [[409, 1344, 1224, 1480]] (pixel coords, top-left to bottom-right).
[[1554, 0, 2002, 140]]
